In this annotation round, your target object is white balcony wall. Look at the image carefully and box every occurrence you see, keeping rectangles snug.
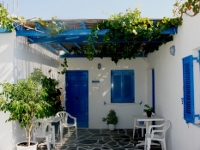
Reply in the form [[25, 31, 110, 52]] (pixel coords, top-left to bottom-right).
[[148, 13, 200, 150], [0, 32, 15, 150], [0, 32, 59, 150]]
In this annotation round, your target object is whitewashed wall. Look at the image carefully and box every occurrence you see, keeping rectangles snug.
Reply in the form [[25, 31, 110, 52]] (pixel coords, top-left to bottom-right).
[[58, 57, 148, 129], [0, 32, 15, 150], [147, 14, 200, 150], [0, 32, 59, 150]]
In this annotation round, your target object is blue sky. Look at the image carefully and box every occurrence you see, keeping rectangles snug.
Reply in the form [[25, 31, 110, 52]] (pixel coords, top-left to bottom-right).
[[2, 0, 176, 20]]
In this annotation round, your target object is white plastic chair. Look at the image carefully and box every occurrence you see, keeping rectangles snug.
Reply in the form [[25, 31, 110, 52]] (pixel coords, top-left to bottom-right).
[[33, 120, 55, 150], [145, 120, 170, 150], [56, 111, 77, 140], [133, 113, 155, 138]]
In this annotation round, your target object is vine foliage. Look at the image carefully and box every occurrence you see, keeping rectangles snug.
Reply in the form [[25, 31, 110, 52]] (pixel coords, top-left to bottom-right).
[[0, 4, 25, 32], [173, 0, 200, 17], [69, 7, 182, 64]]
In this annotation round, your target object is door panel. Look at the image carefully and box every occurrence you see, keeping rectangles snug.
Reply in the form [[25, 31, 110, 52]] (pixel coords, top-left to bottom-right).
[[66, 71, 88, 127]]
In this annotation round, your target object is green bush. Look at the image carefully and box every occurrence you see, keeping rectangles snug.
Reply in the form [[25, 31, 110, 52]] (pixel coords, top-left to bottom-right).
[[102, 109, 118, 125]]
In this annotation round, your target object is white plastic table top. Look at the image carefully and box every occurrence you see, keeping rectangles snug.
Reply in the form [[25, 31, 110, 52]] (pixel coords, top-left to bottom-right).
[[133, 115, 164, 122], [45, 116, 63, 123]]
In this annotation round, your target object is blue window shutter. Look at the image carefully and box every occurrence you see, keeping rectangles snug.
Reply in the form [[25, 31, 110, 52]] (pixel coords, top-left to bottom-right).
[[182, 55, 195, 123], [111, 71, 122, 103], [123, 71, 134, 103], [111, 70, 134, 103]]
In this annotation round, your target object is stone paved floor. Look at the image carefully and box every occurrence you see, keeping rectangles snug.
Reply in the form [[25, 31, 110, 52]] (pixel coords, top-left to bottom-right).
[[37, 128, 162, 150]]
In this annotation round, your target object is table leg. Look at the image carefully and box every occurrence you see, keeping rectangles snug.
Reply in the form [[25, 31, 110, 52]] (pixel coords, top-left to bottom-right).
[[133, 119, 136, 138], [136, 121, 158, 148]]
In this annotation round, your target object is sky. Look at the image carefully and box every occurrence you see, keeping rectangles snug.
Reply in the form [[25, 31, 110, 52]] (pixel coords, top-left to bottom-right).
[[1, 0, 177, 20]]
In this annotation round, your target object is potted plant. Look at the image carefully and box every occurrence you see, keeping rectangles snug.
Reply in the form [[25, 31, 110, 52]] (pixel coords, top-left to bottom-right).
[[102, 109, 118, 130], [0, 71, 50, 150], [143, 104, 154, 117]]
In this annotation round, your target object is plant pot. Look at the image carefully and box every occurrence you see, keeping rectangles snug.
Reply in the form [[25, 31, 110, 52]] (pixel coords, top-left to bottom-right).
[[146, 111, 152, 117], [16, 141, 38, 150], [108, 124, 115, 130]]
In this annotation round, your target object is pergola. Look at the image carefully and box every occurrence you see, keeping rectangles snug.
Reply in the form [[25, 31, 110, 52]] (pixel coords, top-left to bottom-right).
[[14, 19, 178, 58]]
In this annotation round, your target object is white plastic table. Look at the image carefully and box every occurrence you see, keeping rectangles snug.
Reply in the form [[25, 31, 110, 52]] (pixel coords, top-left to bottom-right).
[[45, 116, 63, 142], [133, 115, 164, 148]]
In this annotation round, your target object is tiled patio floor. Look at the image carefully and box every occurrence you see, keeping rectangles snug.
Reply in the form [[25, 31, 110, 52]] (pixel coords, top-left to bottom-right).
[[37, 128, 162, 150]]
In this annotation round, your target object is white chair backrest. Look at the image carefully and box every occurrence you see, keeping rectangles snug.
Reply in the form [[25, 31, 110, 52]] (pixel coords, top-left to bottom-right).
[[56, 111, 69, 124], [161, 120, 170, 137], [33, 121, 52, 136]]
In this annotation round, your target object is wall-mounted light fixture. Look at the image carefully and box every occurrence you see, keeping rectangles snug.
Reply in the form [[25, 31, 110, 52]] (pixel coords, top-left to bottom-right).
[[170, 45, 176, 56], [98, 63, 101, 69]]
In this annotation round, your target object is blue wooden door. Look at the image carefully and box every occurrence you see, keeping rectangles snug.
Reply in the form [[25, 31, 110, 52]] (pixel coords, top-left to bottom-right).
[[66, 71, 88, 127]]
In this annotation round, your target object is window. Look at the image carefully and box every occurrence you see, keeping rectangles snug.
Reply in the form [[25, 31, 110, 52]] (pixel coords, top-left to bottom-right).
[[111, 70, 135, 103]]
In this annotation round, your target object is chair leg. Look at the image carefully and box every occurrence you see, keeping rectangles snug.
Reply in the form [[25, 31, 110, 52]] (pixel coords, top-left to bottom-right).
[[144, 137, 147, 150], [68, 127, 70, 136], [52, 126, 56, 147], [141, 128, 144, 137], [133, 128, 135, 138], [52, 133, 55, 147], [163, 140, 167, 150], [46, 136, 50, 150], [75, 126, 77, 138], [147, 138, 151, 150], [60, 126, 63, 141]]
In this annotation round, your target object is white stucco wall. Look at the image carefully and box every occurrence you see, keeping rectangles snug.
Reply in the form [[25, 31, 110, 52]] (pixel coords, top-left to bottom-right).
[[58, 57, 149, 129], [0, 32, 15, 150], [147, 14, 200, 150], [0, 33, 59, 150]]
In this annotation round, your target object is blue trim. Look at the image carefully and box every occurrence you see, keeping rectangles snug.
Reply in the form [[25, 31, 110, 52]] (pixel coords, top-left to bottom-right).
[[16, 28, 108, 37], [0, 27, 9, 33], [35, 22, 45, 30], [152, 69, 155, 112], [81, 21, 86, 29], [73, 43, 81, 50], [26, 37, 163, 44], [56, 43, 70, 53], [16, 23, 177, 38]]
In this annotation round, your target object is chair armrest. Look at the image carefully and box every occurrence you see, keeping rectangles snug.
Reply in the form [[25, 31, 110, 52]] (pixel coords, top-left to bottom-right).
[[151, 130, 165, 138], [68, 114, 77, 124], [68, 114, 76, 120], [148, 123, 164, 133]]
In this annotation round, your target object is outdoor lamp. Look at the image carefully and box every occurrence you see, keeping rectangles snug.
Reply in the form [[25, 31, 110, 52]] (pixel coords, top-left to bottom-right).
[[170, 45, 176, 56], [98, 63, 101, 69]]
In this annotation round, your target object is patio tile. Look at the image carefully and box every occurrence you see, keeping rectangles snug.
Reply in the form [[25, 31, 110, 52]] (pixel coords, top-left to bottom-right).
[[37, 128, 162, 150]]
